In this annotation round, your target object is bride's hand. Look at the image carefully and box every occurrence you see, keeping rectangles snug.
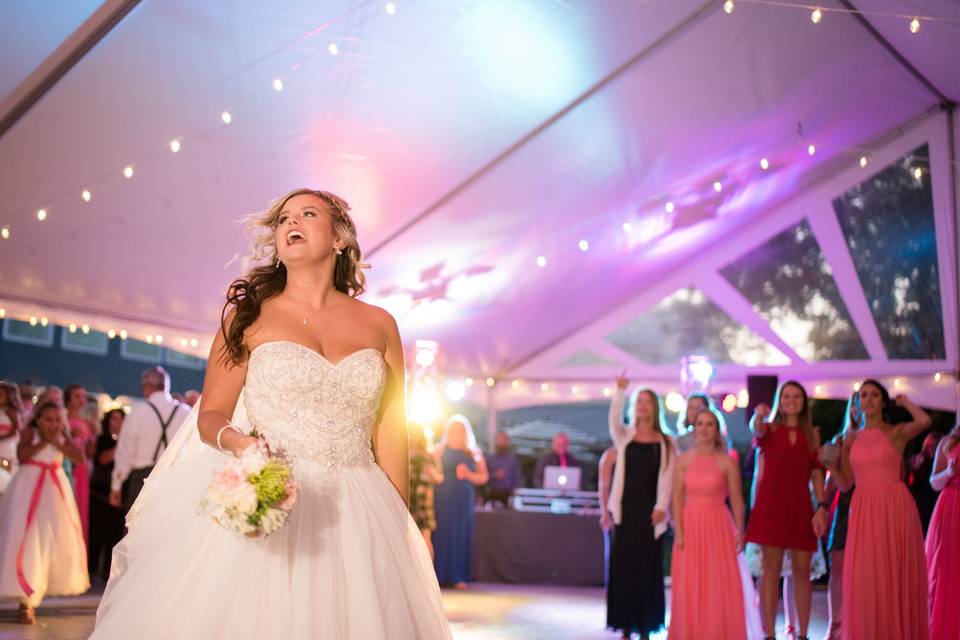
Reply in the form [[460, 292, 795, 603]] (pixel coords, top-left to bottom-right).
[[228, 433, 260, 457]]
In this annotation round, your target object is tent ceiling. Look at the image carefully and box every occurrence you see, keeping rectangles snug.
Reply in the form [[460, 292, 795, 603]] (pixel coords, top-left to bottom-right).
[[1, 1, 957, 405]]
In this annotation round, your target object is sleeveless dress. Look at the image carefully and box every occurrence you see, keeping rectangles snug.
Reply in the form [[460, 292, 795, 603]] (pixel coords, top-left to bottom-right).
[[669, 453, 759, 639], [745, 424, 821, 551], [90, 341, 452, 639], [842, 428, 928, 640], [607, 441, 665, 636], [68, 415, 93, 545], [433, 448, 477, 585], [926, 444, 960, 640], [0, 437, 89, 606]]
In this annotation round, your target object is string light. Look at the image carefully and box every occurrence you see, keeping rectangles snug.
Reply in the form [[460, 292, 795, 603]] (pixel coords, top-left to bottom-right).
[[811, 7, 822, 23], [221, 111, 232, 124], [1, 227, 8, 239], [189, 338, 199, 348], [665, 201, 675, 213], [713, 181, 723, 192], [170, 139, 181, 153], [272, 78, 284, 91], [119, 330, 128, 340], [328, 43, 339, 55], [81, 190, 92, 202], [814, 384, 823, 395], [934, 372, 942, 382], [540, 383, 550, 392], [385, 2, 397, 15], [578, 240, 589, 252], [0, 309, 5, 318], [721, 394, 737, 413], [107, 329, 116, 339], [723, 0, 735, 14], [536, 255, 547, 268], [68, 323, 77, 333], [464, 377, 474, 387], [913, 167, 923, 179], [602, 387, 612, 398], [37, 209, 47, 221], [760, 158, 769, 170], [485, 377, 495, 387], [180, 338, 189, 347], [146, 334, 154, 344], [622, 222, 632, 234], [807, 144, 816, 156], [81, 324, 90, 334], [40, 317, 48, 327], [894, 378, 902, 387], [155, 335, 164, 344], [511, 379, 521, 389], [909, 17, 920, 33], [853, 382, 861, 391], [571, 385, 580, 395], [29, 316, 38, 326], [859, 155, 868, 168], [123, 165, 134, 178]]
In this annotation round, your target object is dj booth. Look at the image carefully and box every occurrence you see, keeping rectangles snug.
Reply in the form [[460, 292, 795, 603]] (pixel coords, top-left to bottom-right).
[[472, 489, 606, 586]]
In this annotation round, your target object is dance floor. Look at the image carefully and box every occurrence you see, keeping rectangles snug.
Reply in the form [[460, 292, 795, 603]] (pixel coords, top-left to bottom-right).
[[0, 583, 830, 639]]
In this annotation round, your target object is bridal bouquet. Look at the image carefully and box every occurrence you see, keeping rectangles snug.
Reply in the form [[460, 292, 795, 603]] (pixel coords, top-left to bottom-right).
[[199, 437, 298, 537]]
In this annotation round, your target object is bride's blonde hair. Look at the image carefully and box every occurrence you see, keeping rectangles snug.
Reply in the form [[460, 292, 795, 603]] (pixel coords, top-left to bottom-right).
[[220, 188, 367, 365]]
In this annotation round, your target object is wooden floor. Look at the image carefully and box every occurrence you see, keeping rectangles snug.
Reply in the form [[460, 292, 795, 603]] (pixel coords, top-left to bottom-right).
[[0, 582, 832, 639]]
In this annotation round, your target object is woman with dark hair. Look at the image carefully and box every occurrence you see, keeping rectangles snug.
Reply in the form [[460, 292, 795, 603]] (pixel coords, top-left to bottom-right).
[[927, 422, 960, 640], [745, 381, 828, 640], [90, 188, 452, 639], [606, 371, 676, 640], [819, 392, 862, 640], [830, 380, 930, 639], [88, 409, 125, 580]]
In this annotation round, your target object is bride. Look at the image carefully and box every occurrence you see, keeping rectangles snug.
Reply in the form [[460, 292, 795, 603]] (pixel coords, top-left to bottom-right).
[[90, 189, 452, 639]]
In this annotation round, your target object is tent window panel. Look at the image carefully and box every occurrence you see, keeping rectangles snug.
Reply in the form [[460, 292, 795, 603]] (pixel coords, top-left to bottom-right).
[[119, 338, 163, 364], [60, 328, 108, 355], [832, 143, 945, 360], [605, 287, 789, 366], [2, 319, 55, 347], [720, 219, 868, 361]]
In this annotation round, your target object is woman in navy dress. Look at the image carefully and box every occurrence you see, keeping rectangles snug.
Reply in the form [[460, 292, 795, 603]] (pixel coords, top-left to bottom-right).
[[432, 415, 488, 589]]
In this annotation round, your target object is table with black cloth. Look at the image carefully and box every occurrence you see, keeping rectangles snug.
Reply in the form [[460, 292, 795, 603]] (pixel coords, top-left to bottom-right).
[[473, 509, 605, 585]]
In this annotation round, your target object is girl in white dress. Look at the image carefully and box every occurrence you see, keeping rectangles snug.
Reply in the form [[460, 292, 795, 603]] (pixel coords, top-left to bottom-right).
[[0, 401, 89, 623], [91, 188, 452, 639]]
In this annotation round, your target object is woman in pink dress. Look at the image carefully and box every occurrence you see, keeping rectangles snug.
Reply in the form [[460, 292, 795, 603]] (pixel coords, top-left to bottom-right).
[[926, 423, 959, 640], [831, 380, 930, 640], [64, 384, 95, 546], [670, 409, 758, 639]]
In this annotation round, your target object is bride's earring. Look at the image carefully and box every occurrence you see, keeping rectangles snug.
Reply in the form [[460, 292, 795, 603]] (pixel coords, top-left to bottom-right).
[[335, 248, 343, 256], [275, 257, 281, 269]]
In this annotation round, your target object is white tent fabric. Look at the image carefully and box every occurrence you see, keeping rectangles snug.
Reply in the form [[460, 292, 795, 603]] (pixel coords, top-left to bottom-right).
[[1, 1, 957, 409]]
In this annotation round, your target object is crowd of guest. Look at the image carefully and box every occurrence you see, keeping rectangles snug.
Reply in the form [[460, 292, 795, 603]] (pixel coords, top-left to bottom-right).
[[0, 367, 194, 624], [596, 375, 958, 640]]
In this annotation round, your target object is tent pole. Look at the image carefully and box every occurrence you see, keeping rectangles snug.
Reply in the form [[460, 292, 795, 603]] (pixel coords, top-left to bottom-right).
[[947, 104, 960, 417], [487, 384, 498, 454]]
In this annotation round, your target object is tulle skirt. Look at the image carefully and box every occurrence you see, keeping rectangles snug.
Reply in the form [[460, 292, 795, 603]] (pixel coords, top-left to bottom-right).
[[91, 443, 451, 639]]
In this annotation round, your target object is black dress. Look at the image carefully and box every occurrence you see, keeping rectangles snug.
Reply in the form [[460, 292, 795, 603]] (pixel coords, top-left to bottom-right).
[[909, 456, 938, 534], [606, 441, 665, 636], [827, 488, 854, 552], [88, 433, 125, 579]]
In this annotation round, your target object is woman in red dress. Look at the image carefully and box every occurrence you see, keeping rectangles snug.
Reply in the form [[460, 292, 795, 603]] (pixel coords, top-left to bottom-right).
[[745, 381, 828, 640], [927, 423, 960, 640]]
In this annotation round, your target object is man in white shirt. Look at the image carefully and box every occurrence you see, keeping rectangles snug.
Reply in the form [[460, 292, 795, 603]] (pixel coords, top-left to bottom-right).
[[109, 366, 190, 510]]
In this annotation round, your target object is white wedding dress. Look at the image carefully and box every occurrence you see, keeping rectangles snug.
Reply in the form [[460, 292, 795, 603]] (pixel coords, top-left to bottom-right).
[[91, 341, 452, 639]]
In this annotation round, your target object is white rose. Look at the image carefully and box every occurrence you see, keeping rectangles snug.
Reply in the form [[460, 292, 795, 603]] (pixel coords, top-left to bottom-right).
[[240, 447, 268, 477], [229, 482, 259, 514]]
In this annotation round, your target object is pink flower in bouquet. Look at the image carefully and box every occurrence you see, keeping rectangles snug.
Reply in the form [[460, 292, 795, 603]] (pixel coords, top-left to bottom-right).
[[212, 466, 244, 493], [279, 481, 298, 511]]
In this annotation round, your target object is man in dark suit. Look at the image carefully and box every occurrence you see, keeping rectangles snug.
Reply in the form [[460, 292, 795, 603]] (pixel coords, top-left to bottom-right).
[[533, 431, 580, 488]]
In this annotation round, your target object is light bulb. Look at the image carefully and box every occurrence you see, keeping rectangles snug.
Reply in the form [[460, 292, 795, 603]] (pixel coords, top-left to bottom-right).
[[1, 227, 8, 239], [123, 165, 134, 178], [913, 167, 923, 180], [807, 144, 816, 156], [272, 78, 284, 91], [811, 7, 822, 24], [665, 201, 675, 213], [511, 380, 520, 389], [536, 256, 547, 268], [170, 139, 181, 153], [859, 155, 868, 168], [81, 324, 89, 334], [934, 372, 942, 382], [540, 383, 550, 392], [108, 329, 117, 339], [37, 209, 47, 221], [81, 190, 91, 202], [40, 317, 48, 327], [328, 43, 339, 55], [909, 17, 920, 34], [69, 323, 77, 333], [723, 0, 734, 14], [385, 2, 397, 15], [221, 111, 232, 124], [485, 377, 495, 387], [713, 181, 723, 193], [760, 158, 769, 170], [119, 330, 128, 340], [578, 240, 589, 252], [622, 222, 632, 234]]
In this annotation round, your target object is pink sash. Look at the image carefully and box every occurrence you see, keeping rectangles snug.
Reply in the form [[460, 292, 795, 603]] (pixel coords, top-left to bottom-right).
[[16, 459, 83, 596]]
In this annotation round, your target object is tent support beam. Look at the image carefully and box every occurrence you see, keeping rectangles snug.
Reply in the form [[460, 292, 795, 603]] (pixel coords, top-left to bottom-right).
[[838, 0, 950, 106], [365, 0, 718, 258], [0, 0, 142, 140], [947, 103, 960, 414]]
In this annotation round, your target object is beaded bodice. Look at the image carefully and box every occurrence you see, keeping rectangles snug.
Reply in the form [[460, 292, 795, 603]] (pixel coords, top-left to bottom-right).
[[242, 341, 386, 468]]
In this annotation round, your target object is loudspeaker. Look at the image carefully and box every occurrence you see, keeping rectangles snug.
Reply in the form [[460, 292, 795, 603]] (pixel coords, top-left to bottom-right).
[[746, 374, 779, 418]]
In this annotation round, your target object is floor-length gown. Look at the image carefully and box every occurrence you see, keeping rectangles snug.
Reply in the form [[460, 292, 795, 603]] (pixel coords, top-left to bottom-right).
[[433, 448, 476, 585], [926, 445, 959, 640], [90, 341, 452, 639], [68, 415, 93, 546], [0, 437, 89, 606], [607, 441, 665, 636], [842, 428, 928, 640], [670, 453, 757, 639]]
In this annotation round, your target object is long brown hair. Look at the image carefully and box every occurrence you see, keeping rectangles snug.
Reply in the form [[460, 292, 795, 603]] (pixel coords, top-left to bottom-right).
[[628, 388, 673, 464], [771, 380, 817, 453], [219, 188, 366, 365]]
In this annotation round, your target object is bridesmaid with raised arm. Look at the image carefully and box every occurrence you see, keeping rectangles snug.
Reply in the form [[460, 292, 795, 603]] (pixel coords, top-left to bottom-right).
[[745, 381, 828, 640], [827, 380, 930, 640]]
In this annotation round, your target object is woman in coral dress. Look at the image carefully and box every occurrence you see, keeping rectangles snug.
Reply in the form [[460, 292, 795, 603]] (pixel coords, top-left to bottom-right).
[[926, 423, 959, 640], [64, 384, 95, 546], [829, 380, 930, 640], [670, 409, 761, 639]]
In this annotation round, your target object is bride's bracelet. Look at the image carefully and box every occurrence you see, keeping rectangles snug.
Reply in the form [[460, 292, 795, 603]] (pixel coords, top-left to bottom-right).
[[216, 424, 242, 452]]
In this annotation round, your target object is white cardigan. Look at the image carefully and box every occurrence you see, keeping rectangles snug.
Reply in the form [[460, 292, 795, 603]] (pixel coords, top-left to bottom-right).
[[607, 389, 676, 538]]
